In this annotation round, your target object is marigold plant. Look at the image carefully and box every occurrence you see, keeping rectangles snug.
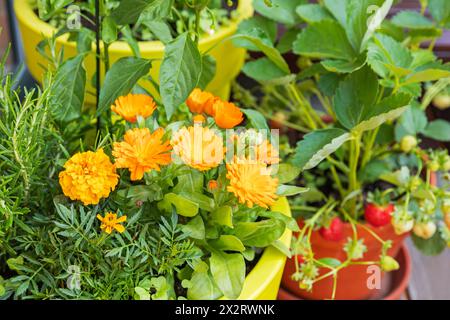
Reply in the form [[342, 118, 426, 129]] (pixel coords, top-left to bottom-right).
[[59, 149, 119, 205]]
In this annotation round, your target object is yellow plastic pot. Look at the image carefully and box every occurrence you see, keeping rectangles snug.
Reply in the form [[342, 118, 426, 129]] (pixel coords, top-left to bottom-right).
[[14, 0, 253, 104], [233, 197, 292, 300]]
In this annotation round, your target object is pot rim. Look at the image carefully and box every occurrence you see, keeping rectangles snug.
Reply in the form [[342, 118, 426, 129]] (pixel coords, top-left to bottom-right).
[[14, 0, 254, 53], [278, 244, 412, 300]]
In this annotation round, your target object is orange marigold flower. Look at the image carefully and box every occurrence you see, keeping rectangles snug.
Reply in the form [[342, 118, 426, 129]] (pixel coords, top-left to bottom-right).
[[59, 149, 119, 206], [97, 212, 127, 234], [212, 100, 244, 129], [193, 114, 206, 123], [186, 88, 215, 114], [111, 93, 156, 123], [171, 126, 225, 171], [112, 128, 172, 181], [226, 157, 278, 209]]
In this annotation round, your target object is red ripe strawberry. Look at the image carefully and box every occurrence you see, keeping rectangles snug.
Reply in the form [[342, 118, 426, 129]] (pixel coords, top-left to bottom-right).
[[319, 217, 344, 241], [364, 203, 394, 227]]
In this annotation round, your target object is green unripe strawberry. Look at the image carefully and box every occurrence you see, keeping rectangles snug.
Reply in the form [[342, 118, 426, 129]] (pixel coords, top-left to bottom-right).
[[380, 256, 400, 272], [400, 135, 417, 153]]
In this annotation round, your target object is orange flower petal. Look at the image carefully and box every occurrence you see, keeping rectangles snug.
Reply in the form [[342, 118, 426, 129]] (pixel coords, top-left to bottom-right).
[[111, 93, 156, 123], [212, 100, 244, 129], [59, 149, 118, 205], [186, 88, 215, 114], [113, 128, 172, 181]]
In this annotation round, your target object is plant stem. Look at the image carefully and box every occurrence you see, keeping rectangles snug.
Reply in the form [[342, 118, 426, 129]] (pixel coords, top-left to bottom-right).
[[288, 83, 317, 130], [95, 0, 101, 133], [194, 9, 201, 44], [348, 134, 361, 216], [361, 127, 380, 168]]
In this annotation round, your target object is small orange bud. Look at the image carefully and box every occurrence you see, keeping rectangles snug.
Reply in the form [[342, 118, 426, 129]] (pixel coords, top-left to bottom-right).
[[208, 180, 219, 191], [193, 114, 206, 123]]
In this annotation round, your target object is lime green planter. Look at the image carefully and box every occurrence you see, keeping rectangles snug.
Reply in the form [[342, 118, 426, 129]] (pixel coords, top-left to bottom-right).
[[233, 197, 292, 300], [14, 0, 253, 105]]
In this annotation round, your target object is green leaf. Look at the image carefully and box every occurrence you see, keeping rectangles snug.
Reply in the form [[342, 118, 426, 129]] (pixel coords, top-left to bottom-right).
[[173, 169, 204, 194], [110, 0, 150, 25], [291, 128, 350, 171], [395, 103, 427, 140], [392, 11, 434, 30], [232, 219, 285, 247], [76, 29, 94, 54], [293, 20, 356, 61], [323, 0, 347, 27], [411, 232, 447, 256], [421, 120, 450, 142], [359, 159, 391, 184], [271, 239, 291, 257], [403, 68, 450, 85], [235, 16, 277, 51], [428, 0, 450, 25], [181, 215, 205, 239], [276, 163, 301, 184], [253, 0, 306, 25], [276, 28, 300, 54], [180, 192, 215, 212], [333, 66, 379, 130], [101, 16, 117, 44], [233, 28, 290, 74], [259, 211, 299, 232], [241, 108, 269, 130], [296, 4, 333, 23], [210, 206, 233, 228], [198, 55, 216, 90], [276, 185, 309, 197], [50, 54, 86, 122], [186, 265, 222, 300], [321, 54, 367, 73], [141, 20, 173, 44], [97, 57, 151, 116], [158, 193, 199, 217], [345, 0, 386, 51], [209, 252, 245, 299], [367, 34, 413, 79], [242, 58, 289, 83], [317, 258, 342, 268], [353, 93, 412, 133], [160, 33, 202, 120], [139, 0, 174, 22], [210, 235, 245, 252], [360, 0, 393, 50], [121, 26, 141, 57]]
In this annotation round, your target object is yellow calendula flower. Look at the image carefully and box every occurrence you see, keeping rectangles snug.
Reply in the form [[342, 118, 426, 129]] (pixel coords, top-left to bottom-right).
[[112, 128, 172, 181], [59, 149, 119, 206], [171, 126, 225, 171], [226, 157, 278, 209], [111, 93, 156, 123], [97, 212, 127, 234], [254, 139, 280, 165]]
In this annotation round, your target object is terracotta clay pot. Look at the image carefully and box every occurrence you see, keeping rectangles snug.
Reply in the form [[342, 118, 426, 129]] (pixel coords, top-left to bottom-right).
[[278, 245, 412, 300], [281, 221, 409, 300]]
